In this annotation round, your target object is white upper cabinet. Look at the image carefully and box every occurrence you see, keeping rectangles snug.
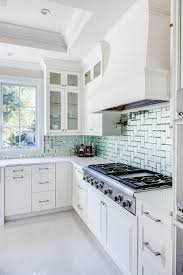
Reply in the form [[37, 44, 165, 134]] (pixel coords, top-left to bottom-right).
[[44, 66, 81, 135], [83, 0, 170, 113], [84, 112, 122, 136]]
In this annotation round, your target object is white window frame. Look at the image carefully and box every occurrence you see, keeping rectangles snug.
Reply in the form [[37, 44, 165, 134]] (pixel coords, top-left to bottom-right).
[[0, 75, 43, 158]]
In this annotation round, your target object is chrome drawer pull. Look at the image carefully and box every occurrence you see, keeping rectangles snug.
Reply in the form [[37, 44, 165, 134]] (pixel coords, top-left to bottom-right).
[[39, 200, 49, 203], [77, 204, 83, 210], [13, 169, 24, 172], [39, 168, 49, 171], [13, 176, 24, 179], [39, 181, 49, 185], [143, 242, 161, 256], [143, 211, 161, 222]]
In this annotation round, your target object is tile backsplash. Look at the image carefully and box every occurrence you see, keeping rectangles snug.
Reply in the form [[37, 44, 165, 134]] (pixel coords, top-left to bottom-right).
[[44, 106, 172, 176], [90, 106, 172, 176]]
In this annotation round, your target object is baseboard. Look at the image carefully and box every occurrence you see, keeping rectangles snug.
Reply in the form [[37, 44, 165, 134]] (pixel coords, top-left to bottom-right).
[[5, 206, 73, 222]]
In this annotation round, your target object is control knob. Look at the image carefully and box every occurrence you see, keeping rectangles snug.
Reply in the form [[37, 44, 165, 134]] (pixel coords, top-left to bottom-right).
[[122, 200, 131, 208], [114, 195, 123, 202], [104, 189, 113, 195], [99, 182, 104, 189]]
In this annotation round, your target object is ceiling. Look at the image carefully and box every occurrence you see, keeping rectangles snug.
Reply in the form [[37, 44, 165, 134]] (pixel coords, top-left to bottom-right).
[[0, 0, 136, 64], [0, 0, 79, 33]]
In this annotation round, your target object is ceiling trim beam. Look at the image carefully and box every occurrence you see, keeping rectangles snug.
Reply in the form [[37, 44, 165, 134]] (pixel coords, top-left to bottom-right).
[[0, 21, 67, 52]]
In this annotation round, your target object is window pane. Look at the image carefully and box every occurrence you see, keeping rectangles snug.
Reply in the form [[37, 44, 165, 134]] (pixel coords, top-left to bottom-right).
[[20, 86, 36, 107], [20, 108, 36, 128], [19, 128, 36, 147], [2, 83, 37, 149], [3, 127, 20, 147], [2, 84, 19, 126]]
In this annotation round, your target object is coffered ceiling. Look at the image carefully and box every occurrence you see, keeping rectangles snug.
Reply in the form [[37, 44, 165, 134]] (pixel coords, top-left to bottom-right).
[[0, 0, 135, 63]]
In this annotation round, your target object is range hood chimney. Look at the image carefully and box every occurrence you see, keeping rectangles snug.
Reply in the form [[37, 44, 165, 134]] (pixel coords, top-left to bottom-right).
[[87, 0, 170, 113]]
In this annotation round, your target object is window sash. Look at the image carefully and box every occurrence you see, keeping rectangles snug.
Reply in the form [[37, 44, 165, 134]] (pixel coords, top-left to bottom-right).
[[0, 79, 41, 152]]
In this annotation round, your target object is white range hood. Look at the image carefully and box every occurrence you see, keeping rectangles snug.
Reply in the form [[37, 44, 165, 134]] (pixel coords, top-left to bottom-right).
[[87, 0, 170, 113]]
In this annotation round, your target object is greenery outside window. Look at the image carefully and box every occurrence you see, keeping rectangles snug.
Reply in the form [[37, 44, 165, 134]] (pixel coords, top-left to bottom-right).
[[0, 78, 42, 152]]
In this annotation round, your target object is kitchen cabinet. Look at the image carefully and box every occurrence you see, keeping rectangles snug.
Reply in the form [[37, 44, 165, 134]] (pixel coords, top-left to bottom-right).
[[84, 111, 122, 136], [56, 162, 72, 208], [84, 182, 137, 274], [72, 165, 87, 221], [47, 87, 80, 134], [5, 166, 31, 216], [45, 68, 81, 135], [107, 199, 137, 275], [48, 70, 80, 89], [0, 168, 4, 225]]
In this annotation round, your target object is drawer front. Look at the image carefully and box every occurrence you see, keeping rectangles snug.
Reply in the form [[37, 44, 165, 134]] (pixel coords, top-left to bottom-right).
[[32, 173, 55, 193], [5, 166, 31, 177], [32, 191, 55, 212], [32, 163, 55, 174]]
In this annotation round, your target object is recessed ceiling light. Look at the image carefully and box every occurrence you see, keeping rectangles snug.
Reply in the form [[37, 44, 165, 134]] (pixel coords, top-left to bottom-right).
[[41, 8, 51, 16], [8, 52, 15, 57]]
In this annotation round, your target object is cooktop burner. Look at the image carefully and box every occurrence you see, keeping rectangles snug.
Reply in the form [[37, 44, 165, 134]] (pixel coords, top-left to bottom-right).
[[89, 163, 141, 175]]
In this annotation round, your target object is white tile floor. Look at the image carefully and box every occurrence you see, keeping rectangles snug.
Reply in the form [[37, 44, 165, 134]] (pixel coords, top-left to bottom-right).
[[0, 211, 122, 275]]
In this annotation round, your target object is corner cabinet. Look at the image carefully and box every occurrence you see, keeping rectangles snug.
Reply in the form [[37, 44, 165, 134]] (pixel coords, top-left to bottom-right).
[[45, 69, 81, 135]]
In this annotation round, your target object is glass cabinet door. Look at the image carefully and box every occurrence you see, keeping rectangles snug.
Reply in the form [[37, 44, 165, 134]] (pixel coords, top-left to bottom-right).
[[50, 91, 62, 131], [67, 91, 79, 131]]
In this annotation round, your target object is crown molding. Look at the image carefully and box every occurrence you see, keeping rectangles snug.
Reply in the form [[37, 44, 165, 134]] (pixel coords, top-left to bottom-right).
[[0, 21, 67, 52], [64, 9, 92, 48]]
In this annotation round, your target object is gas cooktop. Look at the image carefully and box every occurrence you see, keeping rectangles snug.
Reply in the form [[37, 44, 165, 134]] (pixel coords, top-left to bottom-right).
[[84, 163, 172, 215], [88, 163, 172, 190]]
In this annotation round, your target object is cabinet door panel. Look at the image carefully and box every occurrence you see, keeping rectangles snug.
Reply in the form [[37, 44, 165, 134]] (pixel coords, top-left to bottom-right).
[[49, 89, 65, 132], [65, 89, 79, 132], [5, 175, 31, 216], [107, 202, 137, 275], [87, 188, 101, 238], [56, 162, 72, 207]]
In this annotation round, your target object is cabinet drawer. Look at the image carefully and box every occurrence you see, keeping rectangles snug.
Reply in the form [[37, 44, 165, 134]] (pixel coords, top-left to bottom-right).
[[5, 166, 31, 177], [32, 163, 55, 174], [32, 191, 55, 212], [32, 173, 55, 193]]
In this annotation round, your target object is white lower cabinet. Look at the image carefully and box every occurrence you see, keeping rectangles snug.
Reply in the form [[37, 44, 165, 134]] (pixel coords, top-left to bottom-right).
[[107, 200, 137, 275], [5, 171, 31, 216], [85, 185, 137, 275], [56, 162, 72, 207], [137, 199, 172, 275]]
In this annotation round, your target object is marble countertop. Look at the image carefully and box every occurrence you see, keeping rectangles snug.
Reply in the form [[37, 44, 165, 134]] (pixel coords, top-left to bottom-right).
[[0, 156, 108, 168]]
